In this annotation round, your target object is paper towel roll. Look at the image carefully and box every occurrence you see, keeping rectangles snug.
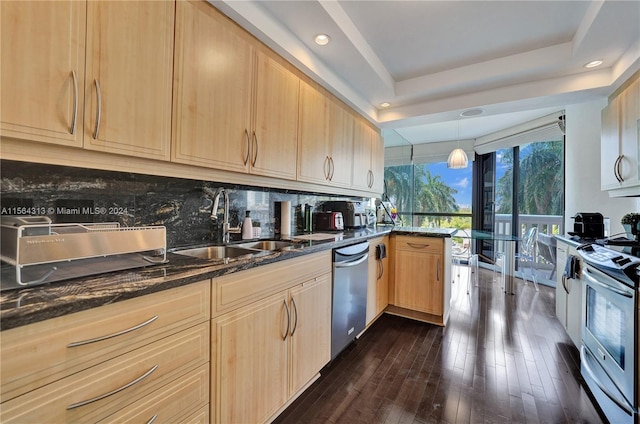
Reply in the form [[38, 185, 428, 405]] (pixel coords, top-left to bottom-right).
[[280, 201, 291, 237]]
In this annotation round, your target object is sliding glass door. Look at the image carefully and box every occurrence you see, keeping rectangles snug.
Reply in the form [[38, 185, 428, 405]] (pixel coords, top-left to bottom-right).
[[482, 140, 565, 286]]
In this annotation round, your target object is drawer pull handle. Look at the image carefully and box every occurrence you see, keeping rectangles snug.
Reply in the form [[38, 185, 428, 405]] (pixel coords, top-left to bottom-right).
[[67, 364, 158, 410], [67, 315, 159, 348], [146, 414, 158, 424], [407, 242, 429, 249]]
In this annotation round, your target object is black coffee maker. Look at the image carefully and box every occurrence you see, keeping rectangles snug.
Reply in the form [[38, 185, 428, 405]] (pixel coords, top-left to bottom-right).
[[571, 212, 604, 239]]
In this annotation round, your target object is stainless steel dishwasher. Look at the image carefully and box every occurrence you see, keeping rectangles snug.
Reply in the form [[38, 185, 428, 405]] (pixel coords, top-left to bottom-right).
[[331, 241, 369, 359]]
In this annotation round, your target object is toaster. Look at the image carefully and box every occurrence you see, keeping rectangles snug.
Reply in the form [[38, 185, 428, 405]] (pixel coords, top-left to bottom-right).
[[315, 212, 344, 231], [320, 201, 367, 229]]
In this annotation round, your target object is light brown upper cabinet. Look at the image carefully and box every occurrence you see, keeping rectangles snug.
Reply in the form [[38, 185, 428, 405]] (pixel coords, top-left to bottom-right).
[[0, 1, 174, 160], [353, 117, 384, 193], [172, 1, 299, 180], [0, 1, 86, 147], [298, 81, 353, 188], [251, 50, 300, 180], [83, 1, 174, 160]]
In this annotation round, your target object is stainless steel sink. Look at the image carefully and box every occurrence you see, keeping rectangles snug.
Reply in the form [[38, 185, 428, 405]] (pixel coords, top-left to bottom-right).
[[235, 240, 303, 251], [173, 245, 266, 260], [173, 239, 305, 261]]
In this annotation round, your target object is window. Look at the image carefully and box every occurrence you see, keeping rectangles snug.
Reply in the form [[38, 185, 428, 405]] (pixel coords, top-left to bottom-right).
[[384, 161, 472, 230]]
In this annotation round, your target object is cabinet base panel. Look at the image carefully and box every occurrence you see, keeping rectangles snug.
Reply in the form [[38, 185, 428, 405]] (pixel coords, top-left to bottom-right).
[[384, 305, 447, 326], [265, 373, 321, 424]]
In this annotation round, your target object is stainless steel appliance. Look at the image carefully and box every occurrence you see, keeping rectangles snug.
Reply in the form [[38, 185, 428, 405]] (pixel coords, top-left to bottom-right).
[[321, 201, 367, 229], [578, 243, 640, 424], [0, 216, 167, 291], [331, 241, 369, 359]]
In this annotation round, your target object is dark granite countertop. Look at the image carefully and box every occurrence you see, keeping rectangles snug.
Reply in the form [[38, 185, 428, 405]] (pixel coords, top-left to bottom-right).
[[0, 225, 453, 330], [391, 227, 457, 237]]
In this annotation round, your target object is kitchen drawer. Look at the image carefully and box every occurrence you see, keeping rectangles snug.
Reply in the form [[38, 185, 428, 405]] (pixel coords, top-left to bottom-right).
[[98, 363, 209, 424], [184, 405, 210, 424], [1, 280, 210, 401], [393, 235, 443, 254], [1, 322, 209, 423], [213, 250, 331, 316]]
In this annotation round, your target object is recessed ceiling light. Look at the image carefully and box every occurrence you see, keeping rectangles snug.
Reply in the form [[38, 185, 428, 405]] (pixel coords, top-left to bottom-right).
[[584, 60, 603, 68], [380, 102, 391, 108], [460, 108, 484, 117], [314, 34, 331, 46]]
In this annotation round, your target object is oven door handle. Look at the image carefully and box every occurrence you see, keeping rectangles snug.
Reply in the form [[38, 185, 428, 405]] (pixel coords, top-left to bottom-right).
[[582, 267, 634, 298], [581, 345, 635, 416]]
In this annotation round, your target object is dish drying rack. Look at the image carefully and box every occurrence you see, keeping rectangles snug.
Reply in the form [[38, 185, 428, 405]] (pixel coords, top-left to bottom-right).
[[1, 216, 167, 290]]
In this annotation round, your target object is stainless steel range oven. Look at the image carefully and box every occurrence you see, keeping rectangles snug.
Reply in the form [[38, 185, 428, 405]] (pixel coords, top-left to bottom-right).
[[578, 243, 640, 424]]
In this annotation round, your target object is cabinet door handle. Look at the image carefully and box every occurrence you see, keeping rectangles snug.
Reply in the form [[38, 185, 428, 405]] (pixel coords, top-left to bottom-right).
[[615, 154, 625, 182], [562, 275, 569, 294], [329, 157, 335, 180], [70, 70, 78, 135], [368, 170, 374, 188], [407, 242, 429, 249], [613, 155, 621, 182], [92, 79, 102, 139], [243, 129, 250, 165], [67, 315, 159, 348], [146, 414, 158, 424], [67, 364, 158, 410], [251, 131, 258, 167], [324, 156, 330, 180], [290, 298, 298, 336], [283, 300, 290, 341], [437, 259, 440, 281]]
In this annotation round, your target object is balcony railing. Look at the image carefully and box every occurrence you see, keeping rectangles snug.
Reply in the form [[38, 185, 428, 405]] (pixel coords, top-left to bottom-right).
[[494, 214, 563, 286]]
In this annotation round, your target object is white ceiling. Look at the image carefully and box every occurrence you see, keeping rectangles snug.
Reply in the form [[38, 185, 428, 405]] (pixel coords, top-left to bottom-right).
[[212, 0, 640, 146]]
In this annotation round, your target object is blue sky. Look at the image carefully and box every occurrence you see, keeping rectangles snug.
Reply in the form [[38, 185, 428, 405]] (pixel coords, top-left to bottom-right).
[[424, 163, 472, 210]]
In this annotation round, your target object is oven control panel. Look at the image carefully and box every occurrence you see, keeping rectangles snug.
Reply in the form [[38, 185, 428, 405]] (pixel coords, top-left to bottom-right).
[[579, 244, 640, 268], [578, 243, 640, 286]]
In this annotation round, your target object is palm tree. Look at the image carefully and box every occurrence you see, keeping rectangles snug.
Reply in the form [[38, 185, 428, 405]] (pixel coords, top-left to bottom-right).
[[496, 141, 563, 215], [384, 165, 459, 227], [414, 167, 459, 226], [384, 165, 413, 214]]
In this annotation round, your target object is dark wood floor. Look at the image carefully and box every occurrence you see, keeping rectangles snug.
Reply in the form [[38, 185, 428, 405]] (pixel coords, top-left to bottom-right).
[[274, 268, 606, 424]]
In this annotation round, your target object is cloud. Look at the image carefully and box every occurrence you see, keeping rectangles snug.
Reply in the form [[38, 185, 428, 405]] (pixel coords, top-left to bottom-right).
[[453, 177, 469, 189]]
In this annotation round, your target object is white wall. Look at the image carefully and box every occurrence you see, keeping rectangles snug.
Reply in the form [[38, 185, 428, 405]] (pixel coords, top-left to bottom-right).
[[565, 99, 639, 236]]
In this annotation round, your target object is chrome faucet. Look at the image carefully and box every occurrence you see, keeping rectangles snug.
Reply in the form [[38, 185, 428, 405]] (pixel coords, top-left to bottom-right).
[[208, 188, 240, 243]]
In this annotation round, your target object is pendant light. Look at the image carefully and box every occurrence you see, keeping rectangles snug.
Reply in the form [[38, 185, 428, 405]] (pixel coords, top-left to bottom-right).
[[447, 120, 468, 169]]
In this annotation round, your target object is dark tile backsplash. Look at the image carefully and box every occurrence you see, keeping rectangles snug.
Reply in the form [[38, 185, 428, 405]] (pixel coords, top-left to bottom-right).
[[0, 160, 367, 248]]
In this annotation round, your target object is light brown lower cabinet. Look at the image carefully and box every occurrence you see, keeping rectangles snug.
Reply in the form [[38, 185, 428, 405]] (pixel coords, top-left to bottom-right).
[[389, 235, 452, 326], [212, 273, 331, 424], [366, 235, 389, 325], [1, 322, 209, 423], [0, 281, 211, 423]]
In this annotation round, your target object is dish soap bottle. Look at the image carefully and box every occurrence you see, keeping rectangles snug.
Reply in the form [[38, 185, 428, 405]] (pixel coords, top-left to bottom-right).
[[242, 211, 253, 240]]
